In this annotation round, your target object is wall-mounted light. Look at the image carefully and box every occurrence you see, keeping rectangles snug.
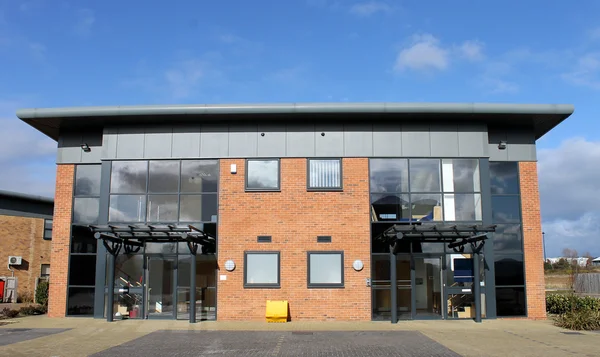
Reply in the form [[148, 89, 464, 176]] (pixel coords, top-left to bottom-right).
[[230, 164, 237, 174], [224, 259, 236, 272], [81, 143, 91, 152], [353, 259, 364, 271], [498, 140, 507, 150]]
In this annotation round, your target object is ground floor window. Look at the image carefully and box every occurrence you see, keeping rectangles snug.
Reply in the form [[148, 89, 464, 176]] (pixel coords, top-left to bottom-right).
[[307, 251, 344, 288], [244, 251, 280, 288]]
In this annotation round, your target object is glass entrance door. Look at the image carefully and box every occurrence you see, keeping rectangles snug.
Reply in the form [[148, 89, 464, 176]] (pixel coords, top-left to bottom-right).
[[414, 257, 443, 318], [146, 256, 176, 319], [396, 256, 412, 320]]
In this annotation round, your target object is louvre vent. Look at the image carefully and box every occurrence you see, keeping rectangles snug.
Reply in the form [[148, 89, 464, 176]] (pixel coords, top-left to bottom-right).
[[257, 236, 272, 243], [317, 236, 332, 243]]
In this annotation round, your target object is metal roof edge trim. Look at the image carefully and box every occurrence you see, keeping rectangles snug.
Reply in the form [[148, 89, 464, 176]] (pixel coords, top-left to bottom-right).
[[0, 189, 54, 204]]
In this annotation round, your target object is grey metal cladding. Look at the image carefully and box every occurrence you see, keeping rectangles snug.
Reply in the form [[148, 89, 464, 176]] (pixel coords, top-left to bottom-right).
[[257, 124, 286, 157], [116, 127, 145, 159], [200, 124, 229, 158], [315, 124, 344, 156], [229, 124, 258, 157], [144, 126, 173, 159], [458, 123, 488, 157], [344, 123, 373, 157], [57, 132, 82, 163], [373, 123, 402, 157], [286, 123, 315, 157], [488, 129, 509, 161], [402, 124, 431, 156], [102, 127, 118, 159], [172, 125, 201, 158], [430, 124, 459, 157], [507, 129, 536, 161], [82, 132, 102, 163]]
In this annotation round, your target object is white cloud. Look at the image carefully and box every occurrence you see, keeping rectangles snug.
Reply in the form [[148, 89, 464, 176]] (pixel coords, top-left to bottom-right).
[[457, 40, 484, 61], [562, 53, 600, 90], [349, 1, 393, 16], [74, 8, 95, 37], [394, 34, 449, 73], [164, 59, 206, 99]]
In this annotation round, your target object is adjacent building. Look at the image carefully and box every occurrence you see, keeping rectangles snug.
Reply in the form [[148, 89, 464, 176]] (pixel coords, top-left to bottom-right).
[[16, 102, 573, 321]]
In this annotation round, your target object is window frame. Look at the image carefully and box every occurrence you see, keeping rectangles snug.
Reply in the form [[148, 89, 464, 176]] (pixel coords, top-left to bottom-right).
[[40, 263, 50, 277], [306, 158, 343, 191], [245, 159, 281, 192], [43, 219, 53, 240], [243, 251, 281, 288], [307, 251, 345, 288]]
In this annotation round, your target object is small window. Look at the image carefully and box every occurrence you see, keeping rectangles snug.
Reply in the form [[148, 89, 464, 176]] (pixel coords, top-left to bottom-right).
[[246, 159, 280, 191], [308, 159, 342, 190], [41, 264, 50, 277], [244, 252, 280, 288], [307, 251, 344, 288], [43, 219, 53, 240]]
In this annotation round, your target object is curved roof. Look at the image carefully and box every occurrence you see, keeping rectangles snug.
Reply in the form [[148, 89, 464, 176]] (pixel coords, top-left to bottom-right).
[[16, 102, 574, 141]]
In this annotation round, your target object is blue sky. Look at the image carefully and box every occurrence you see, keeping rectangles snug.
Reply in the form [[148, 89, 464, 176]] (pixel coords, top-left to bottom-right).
[[1, 0, 599, 256]]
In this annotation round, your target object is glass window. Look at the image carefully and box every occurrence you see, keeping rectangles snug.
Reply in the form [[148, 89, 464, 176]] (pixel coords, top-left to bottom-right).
[[181, 160, 218, 193], [144, 242, 177, 254], [112, 254, 144, 287], [308, 159, 342, 190], [413, 242, 445, 253], [67, 287, 95, 316], [148, 161, 180, 193], [109, 195, 146, 222], [444, 194, 482, 221], [370, 193, 410, 222], [371, 223, 400, 254], [75, 165, 102, 196], [41, 264, 50, 277], [43, 219, 52, 240], [308, 252, 344, 287], [370, 159, 408, 193], [442, 159, 480, 192], [179, 194, 217, 222], [492, 196, 521, 223], [71, 225, 97, 253], [246, 159, 279, 190], [110, 161, 148, 194], [493, 224, 523, 252], [494, 255, 525, 286], [446, 255, 474, 288], [244, 252, 280, 287], [409, 159, 440, 192], [371, 254, 391, 283], [73, 197, 100, 224], [410, 193, 443, 221], [489, 162, 519, 195], [496, 287, 526, 316], [68, 255, 97, 286], [178, 256, 217, 288], [147, 195, 178, 222]]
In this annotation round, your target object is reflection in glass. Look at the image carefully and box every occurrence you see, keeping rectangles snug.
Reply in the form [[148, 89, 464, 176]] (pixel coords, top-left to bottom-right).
[[178, 223, 217, 253], [396, 257, 412, 320], [446, 254, 473, 288], [371, 254, 391, 284], [414, 258, 442, 317], [73, 197, 100, 224], [109, 195, 146, 222], [494, 255, 524, 286], [443, 159, 480, 192], [110, 161, 148, 193], [444, 194, 482, 221], [245, 253, 279, 285], [369, 159, 409, 193], [372, 223, 405, 254], [75, 165, 101, 196], [409, 159, 441, 192], [372, 289, 392, 321], [492, 196, 521, 223], [496, 287, 526, 316], [246, 160, 279, 190], [179, 194, 217, 222], [147, 195, 178, 222], [71, 225, 97, 253], [309, 253, 343, 285], [145, 242, 177, 254], [67, 287, 95, 315], [68, 255, 97, 286], [411, 194, 443, 221], [113, 254, 144, 287], [148, 161, 179, 193], [493, 224, 523, 252], [489, 162, 519, 195], [181, 160, 218, 193], [147, 258, 175, 318], [447, 293, 486, 319], [370, 194, 410, 221]]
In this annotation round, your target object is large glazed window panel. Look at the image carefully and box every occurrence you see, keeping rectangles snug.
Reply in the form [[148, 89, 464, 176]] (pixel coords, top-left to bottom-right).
[[244, 252, 280, 287], [308, 252, 344, 287], [496, 287, 526, 316], [148, 161, 180, 193], [492, 196, 521, 223], [75, 165, 102, 196], [179, 194, 217, 222], [109, 195, 146, 222], [246, 159, 280, 190], [371, 194, 410, 221], [410, 194, 443, 221], [147, 194, 178, 222], [443, 159, 480, 193], [181, 160, 218, 193], [409, 159, 441, 192], [370, 159, 409, 193], [68, 255, 97, 286], [73, 197, 99, 224], [444, 194, 482, 221], [493, 224, 523, 252], [71, 225, 97, 253], [67, 287, 95, 316], [494, 255, 525, 286], [489, 162, 519, 195], [308, 159, 342, 190], [110, 161, 148, 193]]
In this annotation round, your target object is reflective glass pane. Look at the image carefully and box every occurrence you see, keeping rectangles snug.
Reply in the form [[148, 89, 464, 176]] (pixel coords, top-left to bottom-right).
[[67, 287, 95, 315], [493, 224, 523, 252], [71, 225, 97, 253], [110, 161, 148, 193], [409, 159, 441, 192], [371, 193, 410, 222], [68, 255, 97, 286], [178, 223, 217, 253], [492, 196, 521, 223], [411, 194, 443, 221], [496, 287, 526, 316], [489, 162, 519, 195], [309, 159, 341, 189], [371, 255, 391, 283], [309, 253, 343, 285], [245, 253, 279, 285], [113, 254, 144, 287], [181, 160, 219, 193], [75, 165, 101, 196], [372, 289, 392, 321], [246, 160, 279, 190], [413, 242, 445, 253], [147, 195, 178, 222], [446, 254, 473, 288], [494, 255, 524, 286], [145, 242, 177, 254], [444, 159, 480, 192], [371, 223, 402, 254], [148, 161, 179, 193], [73, 197, 99, 224], [370, 159, 409, 193], [444, 194, 482, 221], [179, 194, 217, 222], [109, 195, 146, 222]]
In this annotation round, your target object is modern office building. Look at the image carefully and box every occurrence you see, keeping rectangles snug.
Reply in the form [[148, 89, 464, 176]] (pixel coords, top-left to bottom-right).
[[16, 102, 573, 322]]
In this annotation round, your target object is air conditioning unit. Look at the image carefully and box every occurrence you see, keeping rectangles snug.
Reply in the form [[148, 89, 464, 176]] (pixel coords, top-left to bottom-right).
[[8, 256, 22, 265]]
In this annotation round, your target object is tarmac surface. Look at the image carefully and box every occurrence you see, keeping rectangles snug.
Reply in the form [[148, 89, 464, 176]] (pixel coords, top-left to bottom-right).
[[0, 316, 598, 357]]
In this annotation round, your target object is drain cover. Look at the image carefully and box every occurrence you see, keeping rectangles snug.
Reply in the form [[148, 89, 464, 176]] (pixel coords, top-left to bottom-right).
[[561, 331, 583, 335], [291, 331, 314, 335]]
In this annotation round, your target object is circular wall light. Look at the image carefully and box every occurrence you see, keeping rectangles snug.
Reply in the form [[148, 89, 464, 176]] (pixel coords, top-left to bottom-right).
[[224, 260, 236, 272], [352, 260, 364, 272]]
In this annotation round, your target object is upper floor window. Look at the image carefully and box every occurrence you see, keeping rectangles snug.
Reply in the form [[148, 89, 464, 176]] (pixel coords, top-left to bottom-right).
[[73, 164, 101, 224], [245, 159, 280, 191], [43, 219, 53, 240], [307, 159, 342, 191]]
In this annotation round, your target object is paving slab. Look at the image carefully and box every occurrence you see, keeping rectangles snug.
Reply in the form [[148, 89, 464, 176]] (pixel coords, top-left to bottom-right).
[[0, 328, 69, 347]]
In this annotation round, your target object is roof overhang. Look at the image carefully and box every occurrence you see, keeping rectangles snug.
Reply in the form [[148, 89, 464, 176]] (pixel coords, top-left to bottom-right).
[[16, 102, 574, 141], [0, 189, 54, 204]]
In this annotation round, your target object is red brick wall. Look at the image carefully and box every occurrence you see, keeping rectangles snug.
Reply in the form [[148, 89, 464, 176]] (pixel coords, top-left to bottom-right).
[[217, 158, 371, 321], [0, 215, 51, 301], [48, 165, 74, 317], [519, 161, 546, 319]]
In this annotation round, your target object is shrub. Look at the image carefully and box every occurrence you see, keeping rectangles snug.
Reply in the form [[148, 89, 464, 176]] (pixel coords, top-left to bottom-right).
[[35, 280, 49, 307], [1, 308, 20, 319], [553, 310, 600, 331], [17, 291, 34, 304], [546, 294, 600, 315], [19, 306, 38, 316]]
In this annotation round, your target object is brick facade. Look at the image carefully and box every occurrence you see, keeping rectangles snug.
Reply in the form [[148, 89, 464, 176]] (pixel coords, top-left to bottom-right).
[[0, 215, 51, 302], [519, 161, 546, 319], [48, 164, 75, 317], [217, 158, 371, 321]]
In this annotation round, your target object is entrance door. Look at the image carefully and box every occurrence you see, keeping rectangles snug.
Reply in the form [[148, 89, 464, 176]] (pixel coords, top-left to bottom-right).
[[413, 256, 443, 319], [146, 256, 176, 319], [396, 256, 412, 320]]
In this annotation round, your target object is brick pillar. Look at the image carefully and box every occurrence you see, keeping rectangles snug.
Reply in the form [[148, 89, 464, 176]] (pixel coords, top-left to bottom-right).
[[48, 164, 75, 317], [519, 162, 546, 319]]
